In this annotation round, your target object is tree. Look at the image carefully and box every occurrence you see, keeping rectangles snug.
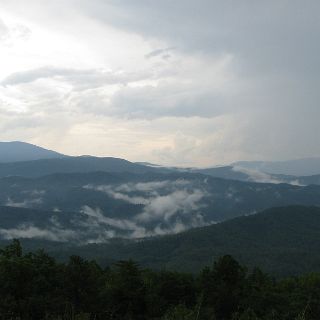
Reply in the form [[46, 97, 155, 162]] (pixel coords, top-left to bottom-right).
[[200, 255, 246, 319], [64, 255, 103, 318], [103, 260, 146, 319]]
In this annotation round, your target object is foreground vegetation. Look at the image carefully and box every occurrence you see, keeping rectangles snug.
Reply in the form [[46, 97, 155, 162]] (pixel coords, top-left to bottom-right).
[[0, 240, 319, 320]]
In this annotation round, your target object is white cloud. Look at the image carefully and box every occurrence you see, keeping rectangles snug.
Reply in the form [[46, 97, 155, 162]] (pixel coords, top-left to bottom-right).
[[0, 224, 77, 242], [6, 197, 42, 208], [1, 66, 151, 89], [136, 189, 205, 222], [80, 205, 148, 238], [84, 184, 148, 205], [231, 166, 283, 184], [0, 1, 319, 166], [80, 205, 208, 239], [0, 178, 210, 242], [86, 179, 207, 224], [231, 166, 306, 186]]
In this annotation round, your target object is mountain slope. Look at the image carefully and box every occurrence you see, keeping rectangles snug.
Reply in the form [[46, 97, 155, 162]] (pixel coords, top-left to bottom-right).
[[0, 141, 65, 163], [145, 165, 320, 186], [2, 142, 320, 184], [1, 171, 320, 232], [6, 206, 320, 276], [192, 166, 320, 185], [233, 158, 320, 176], [39, 206, 320, 276], [0, 156, 157, 178]]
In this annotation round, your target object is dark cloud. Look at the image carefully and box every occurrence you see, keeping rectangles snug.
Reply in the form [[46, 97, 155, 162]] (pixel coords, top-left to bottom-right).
[[82, 0, 320, 72], [145, 47, 175, 59], [1, 1, 320, 164]]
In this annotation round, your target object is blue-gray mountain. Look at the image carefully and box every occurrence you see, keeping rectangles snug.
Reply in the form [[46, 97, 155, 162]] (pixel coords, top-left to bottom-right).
[[233, 158, 320, 176], [0, 156, 158, 178], [1, 171, 320, 242], [1, 141, 320, 245], [1, 141, 320, 185], [138, 161, 320, 185], [1, 154, 319, 186], [192, 165, 320, 186], [0, 141, 65, 163]]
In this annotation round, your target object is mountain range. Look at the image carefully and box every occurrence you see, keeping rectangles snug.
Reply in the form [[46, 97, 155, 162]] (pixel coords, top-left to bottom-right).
[[233, 158, 320, 176], [4, 205, 320, 276], [1, 171, 320, 241], [1, 141, 320, 185], [1, 141, 320, 275], [71, 205, 320, 276]]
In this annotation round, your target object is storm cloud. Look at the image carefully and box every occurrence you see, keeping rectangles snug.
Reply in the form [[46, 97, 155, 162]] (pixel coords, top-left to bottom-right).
[[0, 1, 319, 166]]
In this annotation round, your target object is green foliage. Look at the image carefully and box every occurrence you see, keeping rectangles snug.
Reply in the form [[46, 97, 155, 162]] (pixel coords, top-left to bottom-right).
[[161, 304, 196, 320], [6, 205, 320, 277], [0, 240, 320, 319]]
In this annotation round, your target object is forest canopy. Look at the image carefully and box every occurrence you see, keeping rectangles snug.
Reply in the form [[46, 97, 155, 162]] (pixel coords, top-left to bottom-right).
[[0, 240, 319, 320]]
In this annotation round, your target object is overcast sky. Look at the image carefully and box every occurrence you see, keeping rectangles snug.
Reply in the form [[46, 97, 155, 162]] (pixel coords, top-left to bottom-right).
[[0, 0, 319, 167]]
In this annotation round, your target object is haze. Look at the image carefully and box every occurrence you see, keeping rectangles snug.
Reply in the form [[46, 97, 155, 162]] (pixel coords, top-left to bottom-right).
[[0, 0, 319, 167]]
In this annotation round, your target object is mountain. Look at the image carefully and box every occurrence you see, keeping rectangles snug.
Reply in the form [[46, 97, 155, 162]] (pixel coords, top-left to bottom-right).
[[193, 166, 291, 184], [1, 171, 320, 241], [233, 158, 320, 176], [192, 166, 320, 186], [4, 206, 320, 276], [0, 141, 65, 163], [0, 156, 158, 178], [139, 163, 320, 186], [2, 141, 320, 185], [16, 205, 319, 277]]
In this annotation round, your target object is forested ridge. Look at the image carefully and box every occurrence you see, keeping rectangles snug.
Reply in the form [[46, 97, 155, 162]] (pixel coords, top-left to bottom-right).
[[6, 206, 320, 277], [0, 240, 319, 320]]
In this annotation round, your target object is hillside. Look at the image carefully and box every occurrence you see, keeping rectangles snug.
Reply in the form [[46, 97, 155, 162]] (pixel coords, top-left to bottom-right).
[[0, 141, 65, 162], [2, 206, 320, 276], [191, 166, 320, 186], [1, 172, 320, 240], [32, 205, 320, 276], [0, 156, 157, 178], [141, 164, 320, 186], [2, 142, 320, 186], [233, 158, 320, 176]]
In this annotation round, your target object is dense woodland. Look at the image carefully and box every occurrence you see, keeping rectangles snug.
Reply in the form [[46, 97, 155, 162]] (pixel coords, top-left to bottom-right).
[[4, 206, 320, 278], [0, 240, 319, 320]]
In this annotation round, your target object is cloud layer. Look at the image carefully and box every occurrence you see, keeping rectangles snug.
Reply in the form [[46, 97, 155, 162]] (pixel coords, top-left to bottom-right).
[[0, 1, 319, 166], [84, 180, 208, 236], [0, 179, 209, 242]]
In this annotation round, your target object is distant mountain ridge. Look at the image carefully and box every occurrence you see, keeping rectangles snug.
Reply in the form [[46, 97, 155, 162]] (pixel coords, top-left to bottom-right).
[[0, 141, 65, 163], [0, 156, 157, 178], [233, 158, 320, 176], [1, 171, 320, 241], [1, 141, 320, 185], [138, 161, 319, 185], [192, 166, 320, 186]]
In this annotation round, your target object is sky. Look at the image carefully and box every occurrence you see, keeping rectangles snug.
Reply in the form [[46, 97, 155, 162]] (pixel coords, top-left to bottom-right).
[[0, 0, 319, 167]]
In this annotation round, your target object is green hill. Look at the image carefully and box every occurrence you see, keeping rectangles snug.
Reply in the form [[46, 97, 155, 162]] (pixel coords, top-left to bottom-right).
[[33, 205, 320, 277]]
